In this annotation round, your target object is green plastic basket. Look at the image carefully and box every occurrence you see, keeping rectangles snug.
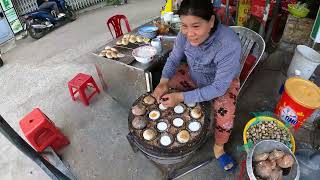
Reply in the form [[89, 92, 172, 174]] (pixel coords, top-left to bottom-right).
[[288, 4, 310, 18]]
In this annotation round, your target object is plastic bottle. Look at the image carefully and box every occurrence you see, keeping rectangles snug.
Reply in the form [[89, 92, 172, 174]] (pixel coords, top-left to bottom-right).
[[161, 0, 173, 15]]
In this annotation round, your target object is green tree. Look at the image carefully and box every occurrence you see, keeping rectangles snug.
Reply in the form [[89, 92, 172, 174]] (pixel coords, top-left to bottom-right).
[[106, 0, 122, 5]]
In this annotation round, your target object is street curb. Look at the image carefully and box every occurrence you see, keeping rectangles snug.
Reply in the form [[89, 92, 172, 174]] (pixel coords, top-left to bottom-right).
[[76, 2, 128, 15]]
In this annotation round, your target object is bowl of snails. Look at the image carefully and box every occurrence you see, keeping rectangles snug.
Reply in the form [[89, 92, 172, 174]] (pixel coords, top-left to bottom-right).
[[243, 116, 296, 153]]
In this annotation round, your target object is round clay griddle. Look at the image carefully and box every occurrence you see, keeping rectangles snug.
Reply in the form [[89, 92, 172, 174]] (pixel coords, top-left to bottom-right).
[[128, 92, 210, 157]]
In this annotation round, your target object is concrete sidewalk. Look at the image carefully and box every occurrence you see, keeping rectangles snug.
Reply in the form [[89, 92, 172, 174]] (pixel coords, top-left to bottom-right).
[[0, 1, 166, 179], [0, 1, 316, 179]]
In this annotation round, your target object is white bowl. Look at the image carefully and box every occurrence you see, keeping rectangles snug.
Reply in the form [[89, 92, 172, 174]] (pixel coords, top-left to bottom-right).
[[163, 12, 174, 23], [132, 46, 157, 64]]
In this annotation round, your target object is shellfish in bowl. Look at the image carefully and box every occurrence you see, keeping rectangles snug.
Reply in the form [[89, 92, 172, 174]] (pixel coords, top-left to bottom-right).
[[132, 46, 157, 64]]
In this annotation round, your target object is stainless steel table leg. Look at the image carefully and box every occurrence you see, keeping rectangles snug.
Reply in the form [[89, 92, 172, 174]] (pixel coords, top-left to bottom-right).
[[145, 72, 153, 92]]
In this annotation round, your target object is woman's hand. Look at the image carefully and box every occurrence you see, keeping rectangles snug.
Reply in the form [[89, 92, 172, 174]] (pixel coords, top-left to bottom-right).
[[161, 92, 184, 108], [152, 78, 169, 102]]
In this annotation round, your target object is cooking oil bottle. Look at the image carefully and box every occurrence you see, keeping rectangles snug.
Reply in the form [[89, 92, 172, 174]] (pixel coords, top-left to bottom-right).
[[161, 0, 173, 15]]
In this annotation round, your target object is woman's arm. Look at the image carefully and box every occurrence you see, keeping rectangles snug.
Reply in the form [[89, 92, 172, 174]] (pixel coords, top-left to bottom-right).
[[161, 32, 187, 79], [183, 43, 241, 104], [153, 33, 186, 102]]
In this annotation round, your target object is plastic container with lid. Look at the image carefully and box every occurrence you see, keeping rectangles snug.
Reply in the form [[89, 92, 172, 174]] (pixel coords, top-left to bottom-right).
[[275, 77, 320, 130], [287, 45, 320, 80]]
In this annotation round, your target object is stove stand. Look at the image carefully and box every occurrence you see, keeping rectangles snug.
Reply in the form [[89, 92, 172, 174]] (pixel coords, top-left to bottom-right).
[[126, 133, 214, 180]]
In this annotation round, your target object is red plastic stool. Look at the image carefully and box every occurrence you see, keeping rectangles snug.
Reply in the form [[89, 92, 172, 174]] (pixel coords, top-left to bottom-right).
[[19, 108, 70, 152], [213, 6, 237, 25], [68, 73, 100, 106]]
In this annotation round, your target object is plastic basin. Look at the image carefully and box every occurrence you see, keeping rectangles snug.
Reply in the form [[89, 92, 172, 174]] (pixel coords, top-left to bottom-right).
[[288, 4, 309, 18], [246, 140, 300, 180], [132, 46, 157, 64]]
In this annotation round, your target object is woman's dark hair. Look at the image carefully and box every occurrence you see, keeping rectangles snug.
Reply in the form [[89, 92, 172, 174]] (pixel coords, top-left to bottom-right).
[[177, 0, 218, 34], [177, 0, 215, 22]]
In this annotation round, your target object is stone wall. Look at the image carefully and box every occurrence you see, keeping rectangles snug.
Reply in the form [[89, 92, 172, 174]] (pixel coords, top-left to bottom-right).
[[281, 14, 314, 45], [280, 14, 315, 52]]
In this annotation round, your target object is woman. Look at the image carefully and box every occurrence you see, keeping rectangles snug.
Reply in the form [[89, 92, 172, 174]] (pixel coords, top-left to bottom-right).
[[152, 0, 241, 171]]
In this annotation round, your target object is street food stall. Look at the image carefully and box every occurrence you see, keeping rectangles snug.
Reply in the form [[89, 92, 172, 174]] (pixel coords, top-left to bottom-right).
[[93, 1, 320, 179]]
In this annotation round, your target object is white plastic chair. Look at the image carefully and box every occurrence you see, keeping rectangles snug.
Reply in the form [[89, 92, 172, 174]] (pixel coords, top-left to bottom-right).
[[230, 26, 266, 92]]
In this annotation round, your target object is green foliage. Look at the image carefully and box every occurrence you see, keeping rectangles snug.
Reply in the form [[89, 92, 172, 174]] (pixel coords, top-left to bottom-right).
[[106, 0, 121, 6]]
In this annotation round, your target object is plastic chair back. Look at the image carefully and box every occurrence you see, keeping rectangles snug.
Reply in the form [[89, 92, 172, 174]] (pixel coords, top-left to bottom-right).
[[106, 15, 131, 39], [230, 26, 266, 92]]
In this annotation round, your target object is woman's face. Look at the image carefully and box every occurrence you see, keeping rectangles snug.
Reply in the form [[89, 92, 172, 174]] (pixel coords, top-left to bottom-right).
[[180, 15, 215, 46]]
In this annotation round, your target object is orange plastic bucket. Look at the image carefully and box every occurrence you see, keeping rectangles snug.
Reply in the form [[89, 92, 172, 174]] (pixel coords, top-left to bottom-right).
[[275, 77, 320, 130]]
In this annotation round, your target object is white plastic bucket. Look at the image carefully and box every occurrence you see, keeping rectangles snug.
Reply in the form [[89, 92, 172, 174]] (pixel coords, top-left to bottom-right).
[[287, 45, 320, 79]]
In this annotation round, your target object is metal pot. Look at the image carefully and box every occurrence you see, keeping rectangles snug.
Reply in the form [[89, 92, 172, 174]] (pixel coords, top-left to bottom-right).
[[246, 140, 300, 180]]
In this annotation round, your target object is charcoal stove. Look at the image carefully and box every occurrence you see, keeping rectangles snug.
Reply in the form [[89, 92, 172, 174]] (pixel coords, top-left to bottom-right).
[[127, 93, 213, 179]]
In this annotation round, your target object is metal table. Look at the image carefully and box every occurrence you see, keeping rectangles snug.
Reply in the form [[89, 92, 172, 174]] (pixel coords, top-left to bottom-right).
[[93, 20, 174, 108]]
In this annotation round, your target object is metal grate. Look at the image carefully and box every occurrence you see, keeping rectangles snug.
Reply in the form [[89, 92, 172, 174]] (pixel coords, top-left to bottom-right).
[[12, 0, 106, 16]]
